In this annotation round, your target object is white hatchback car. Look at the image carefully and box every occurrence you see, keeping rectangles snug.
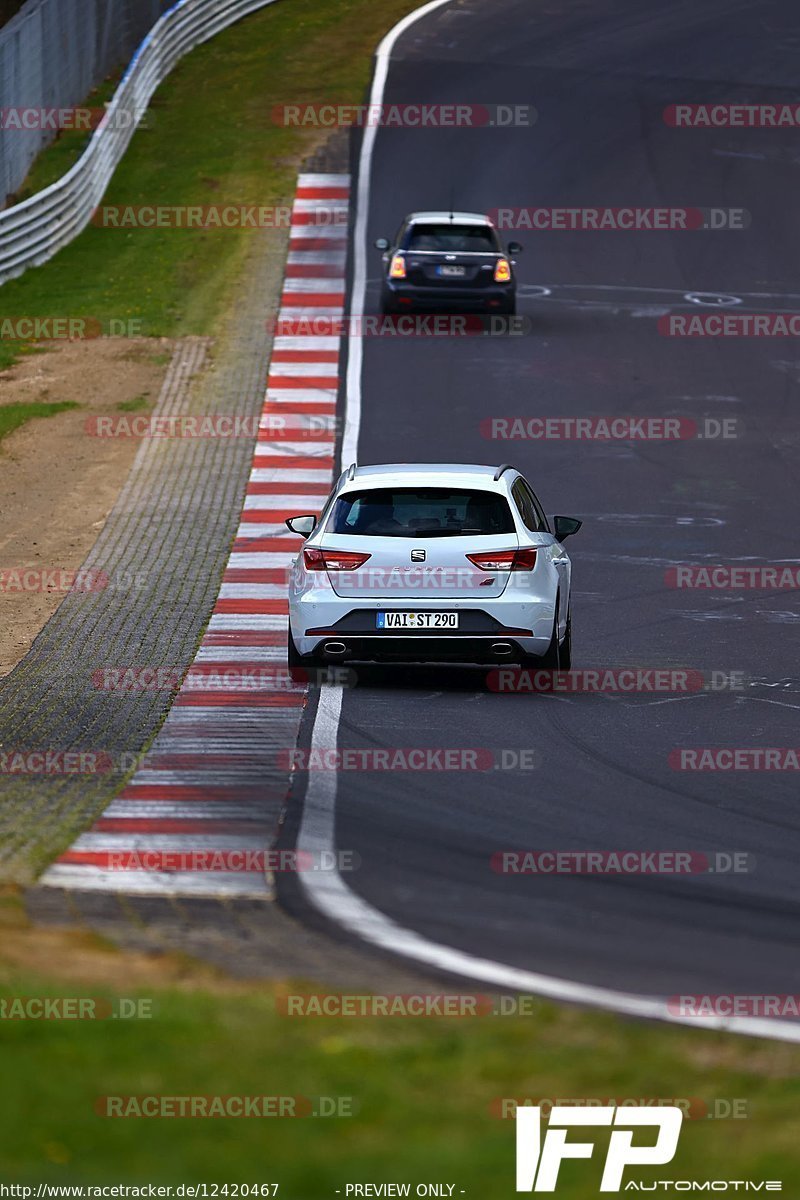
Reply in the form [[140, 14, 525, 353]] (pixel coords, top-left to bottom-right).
[[286, 463, 581, 675]]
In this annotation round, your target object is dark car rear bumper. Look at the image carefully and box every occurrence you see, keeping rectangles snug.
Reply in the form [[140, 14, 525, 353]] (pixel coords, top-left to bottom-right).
[[382, 282, 515, 311], [311, 636, 530, 664]]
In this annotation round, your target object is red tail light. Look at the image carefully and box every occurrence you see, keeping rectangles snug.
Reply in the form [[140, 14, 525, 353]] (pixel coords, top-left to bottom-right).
[[303, 549, 371, 572], [466, 548, 537, 572]]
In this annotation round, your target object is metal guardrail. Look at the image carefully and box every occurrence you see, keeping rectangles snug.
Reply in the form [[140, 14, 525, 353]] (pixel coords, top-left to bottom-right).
[[0, 0, 279, 287], [0, 0, 171, 204]]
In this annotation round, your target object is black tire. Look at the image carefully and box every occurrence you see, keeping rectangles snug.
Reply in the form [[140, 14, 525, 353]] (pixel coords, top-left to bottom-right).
[[524, 600, 565, 671], [559, 609, 572, 671], [537, 615, 561, 670], [380, 293, 397, 316], [287, 627, 304, 684], [287, 627, 323, 684]]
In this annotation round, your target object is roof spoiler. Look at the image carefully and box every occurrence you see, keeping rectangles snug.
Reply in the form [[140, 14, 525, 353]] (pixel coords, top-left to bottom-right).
[[333, 463, 357, 492], [493, 464, 513, 481]]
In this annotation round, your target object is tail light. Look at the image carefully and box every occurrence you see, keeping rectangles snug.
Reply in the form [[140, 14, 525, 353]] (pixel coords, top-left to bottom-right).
[[304, 549, 371, 571], [389, 254, 407, 279], [466, 548, 537, 572], [494, 258, 512, 282]]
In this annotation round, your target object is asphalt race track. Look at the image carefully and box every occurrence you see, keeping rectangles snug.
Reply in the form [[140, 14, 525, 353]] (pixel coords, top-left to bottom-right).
[[280, 0, 800, 1007]]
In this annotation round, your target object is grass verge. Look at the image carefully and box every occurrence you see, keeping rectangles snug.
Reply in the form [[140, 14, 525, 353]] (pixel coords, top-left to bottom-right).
[[0, 401, 78, 442], [0, 0, 421, 370], [1, 895, 799, 1189]]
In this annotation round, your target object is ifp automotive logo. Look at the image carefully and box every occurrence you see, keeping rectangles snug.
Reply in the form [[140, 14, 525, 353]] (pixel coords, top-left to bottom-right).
[[514, 1105, 783, 1192], [515, 1105, 683, 1192]]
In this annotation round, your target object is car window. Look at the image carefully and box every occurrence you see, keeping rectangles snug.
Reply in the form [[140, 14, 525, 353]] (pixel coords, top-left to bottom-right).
[[522, 480, 550, 532], [405, 224, 500, 254], [511, 480, 535, 530], [329, 488, 515, 538], [512, 480, 547, 532]]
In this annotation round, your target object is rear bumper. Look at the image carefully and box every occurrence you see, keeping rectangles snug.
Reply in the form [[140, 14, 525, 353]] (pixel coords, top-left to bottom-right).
[[382, 281, 515, 310], [290, 594, 555, 662], [305, 635, 534, 665]]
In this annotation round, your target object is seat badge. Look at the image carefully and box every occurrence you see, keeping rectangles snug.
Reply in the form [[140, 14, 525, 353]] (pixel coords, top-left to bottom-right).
[[411, 549, 426, 563]]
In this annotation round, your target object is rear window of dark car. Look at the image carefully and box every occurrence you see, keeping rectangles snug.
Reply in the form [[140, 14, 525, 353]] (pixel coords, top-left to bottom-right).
[[329, 488, 516, 538], [405, 224, 500, 253]]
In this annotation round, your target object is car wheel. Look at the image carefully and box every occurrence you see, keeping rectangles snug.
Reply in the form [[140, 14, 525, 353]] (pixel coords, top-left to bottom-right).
[[537, 615, 560, 670], [559, 609, 572, 670], [287, 627, 322, 685], [380, 293, 397, 316], [526, 601, 562, 670]]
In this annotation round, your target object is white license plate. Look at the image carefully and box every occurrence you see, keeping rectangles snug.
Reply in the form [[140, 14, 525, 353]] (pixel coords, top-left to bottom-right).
[[376, 612, 459, 630], [437, 265, 465, 277]]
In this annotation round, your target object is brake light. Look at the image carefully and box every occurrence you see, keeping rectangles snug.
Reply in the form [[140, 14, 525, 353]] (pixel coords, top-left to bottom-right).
[[466, 548, 537, 571], [303, 549, 371, 571], [389, 254, 407, 279], [494, 258, 512, 283]]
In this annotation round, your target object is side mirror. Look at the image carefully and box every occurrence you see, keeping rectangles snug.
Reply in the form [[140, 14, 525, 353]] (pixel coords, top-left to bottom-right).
[[374, 237, 390, 251], [507, 241, 523, 254], [286, 514, 317, 537], [553, 515, 582, 542]]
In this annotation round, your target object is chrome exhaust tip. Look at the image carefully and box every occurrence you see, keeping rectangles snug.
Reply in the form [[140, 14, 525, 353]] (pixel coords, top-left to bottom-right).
[[491, 641, 514, 657], [323, 641, 347, 657]]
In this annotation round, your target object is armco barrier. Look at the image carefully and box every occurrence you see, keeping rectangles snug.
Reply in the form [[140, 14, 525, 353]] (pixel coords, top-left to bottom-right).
[[0, 0, 171, 204], [0, 0, 280, 287]]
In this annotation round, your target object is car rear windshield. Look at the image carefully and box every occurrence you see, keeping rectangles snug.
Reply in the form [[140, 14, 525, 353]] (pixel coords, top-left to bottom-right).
[[405, 224, 499, 253], [329, 488, 516, 538]]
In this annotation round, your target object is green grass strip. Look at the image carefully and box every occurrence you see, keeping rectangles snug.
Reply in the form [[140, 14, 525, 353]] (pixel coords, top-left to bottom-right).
[[0, 401, 79, 442]]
